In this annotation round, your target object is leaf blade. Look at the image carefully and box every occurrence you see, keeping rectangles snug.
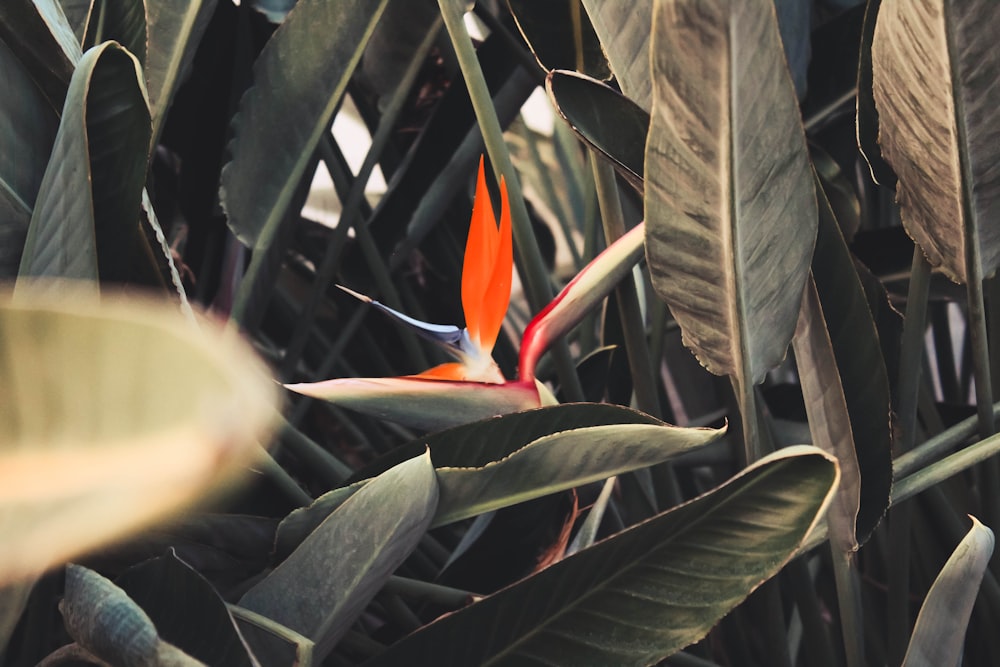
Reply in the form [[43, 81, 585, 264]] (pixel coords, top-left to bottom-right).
[[364, 446, 838, 667], [644, 0, 816, 387]]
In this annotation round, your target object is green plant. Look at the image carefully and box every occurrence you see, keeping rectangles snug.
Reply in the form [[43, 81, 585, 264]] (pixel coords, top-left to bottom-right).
[[2, 0, 1000, 665]]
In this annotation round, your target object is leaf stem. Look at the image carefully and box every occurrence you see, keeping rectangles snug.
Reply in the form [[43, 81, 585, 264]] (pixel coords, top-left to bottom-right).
[[830, 548, 864, 667], [887, 246, 930, 666]]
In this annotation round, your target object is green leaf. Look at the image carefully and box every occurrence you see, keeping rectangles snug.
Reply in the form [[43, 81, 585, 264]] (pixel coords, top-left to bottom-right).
[[16, 41, 151, 288], [239, 451, 438, 661], [0, 579, 34, 655], [871, 0, 1000, 285], [903, 516, 995, 667], [364, 446, 839, 667], [0, 39, 59, 277], [580, 0, 652, 110], [285, 377, 544, 432], [545, 69, 648, 193], [350, 403, 663, 482], [644, 0, 815, 387], [229, 605, 315, 667], [0, 0, 82, 110], [855, 0, 895, 186], [810, 174, 892, 546], [85, 0, 147, 66], [275, 405, 724, 557], [60, 564, 204, 666], [58, 0, 94, 42], [507, 0, 611, 79], [145, 0, 219, 145], [219, 0, 390, 247], [0, 292, 278, 585], [115, 550, 256, 667]]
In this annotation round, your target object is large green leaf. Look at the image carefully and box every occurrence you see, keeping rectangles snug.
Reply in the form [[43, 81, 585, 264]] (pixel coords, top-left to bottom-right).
[[58, 0, 94, 41], [145, 0, 219, 145], [239, 452, 438, 661], [115, 550, 255, 667], [350, 403, 662, 481], [545, 69, 648, 193], [0, 39, 59, 277], [16, 41, 150, 287], [903, 517, 994, 666], [809, 175, 892, 546], [0, 292, 278, 585], [365, 446, 839, 667], [644, 0, 815, 396], [793, 276, 862, 554], [219, 0, 389, 248], [0, 0, 81, 110], [507, 0, 611, 79], [871, 0, 1000, 285], [580, 0, 652, 110], [275, 405, 724, 556]]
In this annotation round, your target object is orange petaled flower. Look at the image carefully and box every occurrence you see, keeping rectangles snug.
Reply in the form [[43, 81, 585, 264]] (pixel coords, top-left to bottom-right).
[[417, 156, 512, 383]]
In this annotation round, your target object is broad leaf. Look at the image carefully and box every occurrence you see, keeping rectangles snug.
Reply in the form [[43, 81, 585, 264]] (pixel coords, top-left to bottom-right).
[[219, 0, 390, 247], [903, 516, 994, 666], [644, 0, 815, 389], [239, 452, 438, 661], [871, 0, 1000, 284], [115, 550, 256, 667], [275, 405, 724, 556], [0, 39, 59, 277], [580, 0, 653, 110], [16, 41, 150, 287], [60, 564, 203, 665], [545, 70, 648, 193], [364, 446, 838, 667], [507, 0, 611, 79], [146, 0, 219, 145], [352, 403, 662, 481], [793, 276, 862, 553], [284, 377, 544, 432], [810, 175, 892, 545], [0, 292, 278, 585]]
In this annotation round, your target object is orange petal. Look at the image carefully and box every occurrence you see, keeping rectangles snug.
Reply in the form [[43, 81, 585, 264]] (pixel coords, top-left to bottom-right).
[[476, 176, 513, 352], [461, 156, 499, 348], [412, 362, 469, 381]]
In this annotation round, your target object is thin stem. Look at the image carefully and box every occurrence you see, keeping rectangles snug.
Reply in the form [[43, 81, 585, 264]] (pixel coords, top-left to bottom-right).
[[591, 159, 660, 418], [831, 548, 864, 667], [280, 19, 442, 377], [255, 445, 313, 507], [967, 274, 1000, 536], [278, 416, 353, 487], [888, 247, 930, 666], [894, 400, 1000, 479]]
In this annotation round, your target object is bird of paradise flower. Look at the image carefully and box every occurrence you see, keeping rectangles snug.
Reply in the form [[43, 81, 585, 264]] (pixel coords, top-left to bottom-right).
[[285, 156, 646, 431]]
